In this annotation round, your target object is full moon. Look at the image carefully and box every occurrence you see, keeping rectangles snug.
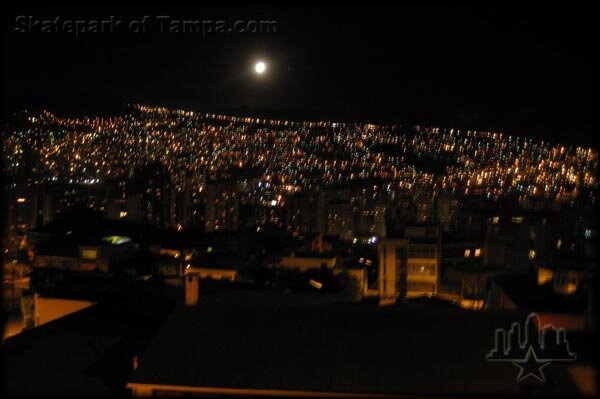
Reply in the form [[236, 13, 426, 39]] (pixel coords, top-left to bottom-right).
[[255, 61, 266, 74]]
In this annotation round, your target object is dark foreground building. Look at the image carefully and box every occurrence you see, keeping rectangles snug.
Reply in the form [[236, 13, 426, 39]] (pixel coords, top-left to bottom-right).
[[3, 285, 177, 396], [126, 287, 589, 397]]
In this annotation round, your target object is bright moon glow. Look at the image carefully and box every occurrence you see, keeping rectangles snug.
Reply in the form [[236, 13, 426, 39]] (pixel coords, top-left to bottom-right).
[[255, 61, 266, 74]]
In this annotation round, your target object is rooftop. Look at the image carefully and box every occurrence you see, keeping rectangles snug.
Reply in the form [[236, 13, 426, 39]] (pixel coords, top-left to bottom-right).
[[4, 292, 176, 396], [492, 273, 589, 313], [128, 290, 581, 396]]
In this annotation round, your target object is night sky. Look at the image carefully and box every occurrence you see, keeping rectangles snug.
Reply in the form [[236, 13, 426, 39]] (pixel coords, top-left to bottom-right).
[[3, 4, 597, 145]]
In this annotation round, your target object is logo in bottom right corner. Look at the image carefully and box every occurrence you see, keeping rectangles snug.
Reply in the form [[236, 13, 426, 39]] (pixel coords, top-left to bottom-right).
[[485, 313, 576, 383]]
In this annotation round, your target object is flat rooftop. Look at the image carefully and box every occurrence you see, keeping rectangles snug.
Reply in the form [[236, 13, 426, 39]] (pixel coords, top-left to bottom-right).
[[493, 273, 589, 313], [4, 291, 176, 396], [128, 290, 584, 396]]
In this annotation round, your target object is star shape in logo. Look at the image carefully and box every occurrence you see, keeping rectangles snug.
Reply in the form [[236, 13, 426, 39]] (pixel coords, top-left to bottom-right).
[[512, 346, 551, 382]]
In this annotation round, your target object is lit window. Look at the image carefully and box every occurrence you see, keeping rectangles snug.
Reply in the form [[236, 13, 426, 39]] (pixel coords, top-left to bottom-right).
[[537, 267, 554, 285], [408, 264, 435, 275], [464, 249, 471, 257], [492, 216, 499, 224], [474, 248, 481, 257], [528, 250, 536, 260], [556, 239, 562, 249], [16, 198, 26, 203], [81, 249, 97, 259], [309, 279, 323, 289]]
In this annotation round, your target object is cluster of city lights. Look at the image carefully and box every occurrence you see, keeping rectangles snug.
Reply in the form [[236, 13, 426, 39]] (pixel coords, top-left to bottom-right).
[[3, 104, 597, 206]]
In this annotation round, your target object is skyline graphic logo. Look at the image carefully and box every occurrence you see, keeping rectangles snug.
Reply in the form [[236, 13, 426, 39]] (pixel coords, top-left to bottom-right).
[[486, 313, 576, 382]]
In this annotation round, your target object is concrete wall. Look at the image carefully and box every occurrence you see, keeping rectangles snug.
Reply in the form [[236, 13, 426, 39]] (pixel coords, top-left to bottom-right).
[[377, 239, 409, 300], [35, 297, 95, 326], [3, 296, 95, 341]]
